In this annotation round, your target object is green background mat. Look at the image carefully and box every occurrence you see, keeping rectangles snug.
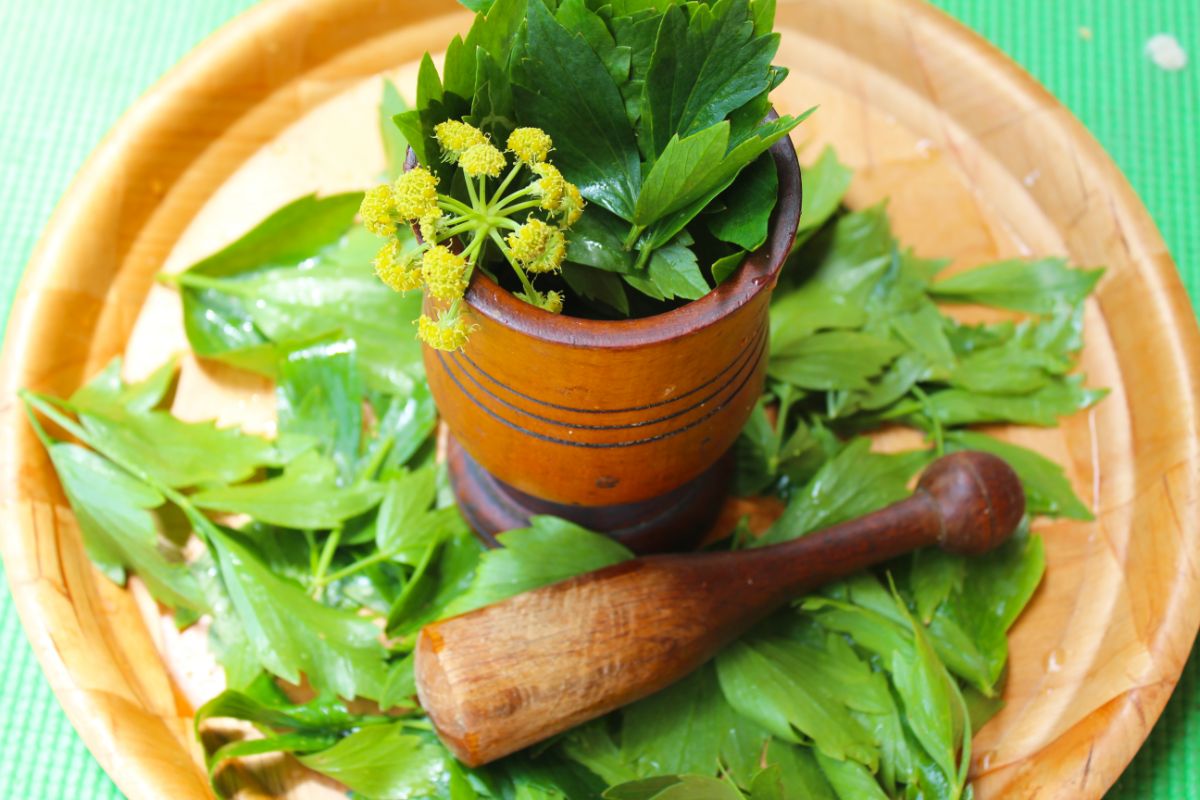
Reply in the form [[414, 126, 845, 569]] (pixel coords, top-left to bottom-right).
[[0, 0, 1196, 797]]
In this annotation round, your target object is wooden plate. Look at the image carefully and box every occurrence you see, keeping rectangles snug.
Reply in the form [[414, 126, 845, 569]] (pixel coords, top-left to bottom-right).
[[2, 0, 1198, 797]]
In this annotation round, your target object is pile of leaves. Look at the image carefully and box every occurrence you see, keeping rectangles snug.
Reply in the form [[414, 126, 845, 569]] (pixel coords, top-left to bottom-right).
[[397, 0, 809, 316], [21, 84, 1106, 800]]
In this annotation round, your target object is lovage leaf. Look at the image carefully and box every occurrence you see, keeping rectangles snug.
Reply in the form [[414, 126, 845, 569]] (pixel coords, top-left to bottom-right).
[[209, 526, 390, 700], [191, 451, 383, 531], [706, 152, 779, 252], [276, 338, 363, 485], [641, 0, 780, 158], [296, 724, 456, 800], [443, 516, 633, 616], [929, 258, 1104, 314], [515, 0, 642, 220], [761, 439, 928, 545], [46, 441, 205, 612]]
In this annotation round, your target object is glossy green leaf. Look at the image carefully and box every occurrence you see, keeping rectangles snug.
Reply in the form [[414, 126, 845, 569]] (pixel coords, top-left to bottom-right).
[[444, 516, 633, 615], [761, 438, 928, 545], [46, 442, 204, 612], [296, 724, 455, 800], [641, 0, 779, 156], [515, 0, 642, 220], [929, 258, 1104, 314], [706, 153, 778, 251], [192, 452, 382, 530], [209, 526, 389, 700], [768, 331, 903, 391], [276, 338, 363, 485]]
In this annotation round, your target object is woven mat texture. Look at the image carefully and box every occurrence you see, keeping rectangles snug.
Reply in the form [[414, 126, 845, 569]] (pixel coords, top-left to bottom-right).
[[0, 0, 1195, 797]]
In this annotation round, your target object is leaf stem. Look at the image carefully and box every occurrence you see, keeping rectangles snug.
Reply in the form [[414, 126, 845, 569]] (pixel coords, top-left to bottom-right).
[[489, 230, 537, 300], [312, 525, 344, 598]]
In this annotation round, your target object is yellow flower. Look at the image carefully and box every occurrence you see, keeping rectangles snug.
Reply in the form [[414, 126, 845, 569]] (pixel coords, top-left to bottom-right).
[[434, 120, 487, 160], [556, 181, 585, 227], [506, 218, 552, 263], [392, 167, 440, 220], [417, 309, 474, 351], [541, 290, 564, 314], [421, 245, 469, 301], [507, 127, 553, 165], [459, 143, 507, 178], [530, 162, 566, 210], [418, 213, 442, 244], [360, 185, 397, 236], [530, 227, 567, 273], [373, 239, 423, 292], [507, 219, 566, 274]]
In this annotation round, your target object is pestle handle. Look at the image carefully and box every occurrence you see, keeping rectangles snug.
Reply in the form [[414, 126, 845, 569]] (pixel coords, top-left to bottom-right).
[[415, 451, 1025, 767]]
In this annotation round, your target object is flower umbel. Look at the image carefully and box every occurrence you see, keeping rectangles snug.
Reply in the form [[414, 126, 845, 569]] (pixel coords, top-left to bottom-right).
[[417, 304, 474, 351], [507, 127, 553, 166], [434, 120, 487, 161], [373, 238, 423, 292], [364, 118, 585, 346], [458, 143, 507, 178], [421, 246, 469, 301], [360, 185, 398, 237], [392, 167, 440, 220]]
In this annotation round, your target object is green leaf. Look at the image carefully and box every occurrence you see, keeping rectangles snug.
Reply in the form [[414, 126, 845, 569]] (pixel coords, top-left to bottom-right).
[[375, 465, 438, 550], [69, 357, 176, 414], [605, 775, 747, 800], [178, 217, 425, 394], [633, 116, 798, 234], [620, 665, 763, 779], [929, 258, 1104, 314], [296, 724, 455, 800], [761, 439, 927, 545], [768, 331, 903, 391], [889, 593, 962, 788], [46, 442, 204, 612], [712, 250, 748, 285], [706, 152, 778, 251], [183, 193, 363, 279], [567, 204, 639, 274], [276, 338, 363, 485], [641, 0, 780, 156], [795, 148, 852, 243], [366, 379, 438, 476], [950, 340, 1072, 395], [385, 524, 483, 636], [760, 741, 837, 800], [515, 0, 642, 220], [72, 401, 295, 490], [209, 526, 389, 700], [562, 262, 632, 316], [814, 751, 888, 800], [444, 516, 633, 615], [913, 376, 1108, 427], [909, 548, 965, 624], [715, 633, 878, 765], [625, 240, 711, 301], [380, 79, 411, 180], [945, 431, 1093, 520], [192, 452, 382, 530]]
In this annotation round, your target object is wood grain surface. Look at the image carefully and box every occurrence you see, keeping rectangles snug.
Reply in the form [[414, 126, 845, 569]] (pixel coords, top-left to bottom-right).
[[0, 0, 1197, 798]]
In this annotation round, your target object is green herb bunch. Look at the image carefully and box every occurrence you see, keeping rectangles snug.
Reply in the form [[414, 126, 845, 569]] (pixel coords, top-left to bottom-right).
[[24, 85, 1108, 800], [393, 0, 808, 319]]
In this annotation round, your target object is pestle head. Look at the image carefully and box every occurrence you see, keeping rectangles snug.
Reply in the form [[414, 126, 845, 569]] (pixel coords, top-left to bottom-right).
[[917, 451, 1026, 555]]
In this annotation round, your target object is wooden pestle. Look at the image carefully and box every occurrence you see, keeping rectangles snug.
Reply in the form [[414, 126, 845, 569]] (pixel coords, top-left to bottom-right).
[[414, 451, 1025, 767]]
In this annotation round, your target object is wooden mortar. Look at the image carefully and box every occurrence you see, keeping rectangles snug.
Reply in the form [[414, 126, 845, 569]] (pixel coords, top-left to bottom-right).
[[421, 133, 802, 553]]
